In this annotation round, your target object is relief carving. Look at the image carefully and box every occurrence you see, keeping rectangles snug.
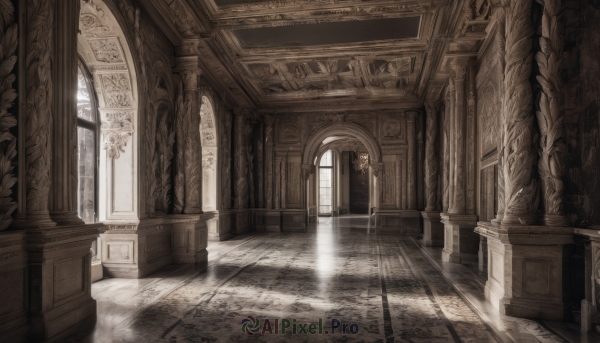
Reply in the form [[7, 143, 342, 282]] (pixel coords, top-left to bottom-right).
[[535, 0, 569, 226], [221, 109, 232, 209], [501, 0, 539, 224], [79, 13, 112, 37], [101, 112, 134, 159], [0, 0, 18, 230], [25, 0, 54, 213], [280, 122, 300, 143], [173, 77, 185, 213], [155, 106, 175, 214], [101, 73, 133, 108], [88, 38, 124, 63]]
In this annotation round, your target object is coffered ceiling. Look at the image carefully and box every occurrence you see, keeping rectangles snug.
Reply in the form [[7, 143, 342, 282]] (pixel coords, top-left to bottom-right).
[[137, 0, 490, 112]]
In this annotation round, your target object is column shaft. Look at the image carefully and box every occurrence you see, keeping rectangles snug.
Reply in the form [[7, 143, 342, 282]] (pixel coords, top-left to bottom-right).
[[407, 112, 417, 210]]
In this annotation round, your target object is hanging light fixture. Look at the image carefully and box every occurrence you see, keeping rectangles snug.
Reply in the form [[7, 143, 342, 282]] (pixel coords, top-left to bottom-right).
[[352, 152, 369, 175]]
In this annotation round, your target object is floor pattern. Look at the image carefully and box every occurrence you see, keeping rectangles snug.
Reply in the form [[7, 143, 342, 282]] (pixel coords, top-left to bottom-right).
[[77, 216, 565, 343]]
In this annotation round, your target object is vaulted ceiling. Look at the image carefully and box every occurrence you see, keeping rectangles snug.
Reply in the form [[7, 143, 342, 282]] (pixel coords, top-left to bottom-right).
[[137, 0, 490, 113]]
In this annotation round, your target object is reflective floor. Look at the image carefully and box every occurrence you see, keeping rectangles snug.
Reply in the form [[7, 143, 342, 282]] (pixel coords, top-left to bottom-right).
[[75, 215, 569, 343]]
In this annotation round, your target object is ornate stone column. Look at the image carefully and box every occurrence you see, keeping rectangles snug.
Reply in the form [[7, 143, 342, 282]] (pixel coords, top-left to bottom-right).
[[15, 1, 99, 340], [441, 61, 479, 263], [422, 102, 443, 246], [281, 154, 287, 210], [449, 62, 467, 215], [407, 111, 417, 210], [256, 123, 264, 209], [176, 58, 202, 214], [475, 0, 573, 321], [535, 0, 570, 227], [424, 102, 440, 212], [50, 0, 84, 225], [274, 156, 282, 209], [447, 80, 456, 212], [233, 112, 248, 209], [442, 91, 451, 213], [264, 116, 274, 209]]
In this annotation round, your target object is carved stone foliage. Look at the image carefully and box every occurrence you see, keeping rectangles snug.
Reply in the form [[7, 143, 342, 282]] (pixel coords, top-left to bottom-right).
[[221, 109, 232, 210], [101, 112, 134, 159], [425, 103, 439, 211], [173, 76, 186, 214], [200, 98, 216, 147], [0, 0, 18, 230], [535, 0, 569, 226], [88, 38, 124, 63], [101, 73, 133, 108], [79, 13, 113, 37], [501, 0, 539, 224], [25, 0, 54, 213], [155, 104, 175, 214]]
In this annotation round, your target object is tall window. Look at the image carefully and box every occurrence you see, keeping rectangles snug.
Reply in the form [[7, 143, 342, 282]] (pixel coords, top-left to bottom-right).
[[77, 61, 99, 224], [319, 150, 333, 214]]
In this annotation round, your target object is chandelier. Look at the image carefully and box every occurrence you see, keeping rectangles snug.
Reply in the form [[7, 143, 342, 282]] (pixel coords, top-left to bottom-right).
[[352, 152, 369, 174]]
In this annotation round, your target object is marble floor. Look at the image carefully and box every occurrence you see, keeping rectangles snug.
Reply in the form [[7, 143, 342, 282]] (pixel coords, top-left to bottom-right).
[[71, 215, 573, 343]]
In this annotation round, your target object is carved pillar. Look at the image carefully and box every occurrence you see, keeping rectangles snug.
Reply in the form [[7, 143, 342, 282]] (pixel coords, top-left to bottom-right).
[[447, 80, 456, 213], [500, 0, 538, 225], [449, 63, 467, 215], [281, 154, 287, 210], [233, 112, 248, 209], [417, 112, 425, 210], [49, 0, 84, 225], [256, 123, 264, 208], [264, 116, 274, 209], [535, 0, 569, 227], [442, 91, 451, 213], [274, 156, 282, 209], [246, 120, 255, 209], [407, 111, 417, 210], [176, 59, 202, 214], [424, 102, 440, 212]]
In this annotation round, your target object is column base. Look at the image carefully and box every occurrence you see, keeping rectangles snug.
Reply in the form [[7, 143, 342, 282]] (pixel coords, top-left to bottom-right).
[[375, 209, 421, 236], [421, 211, 443, 246], [0, 231, 27, 341], [26, 223, 101, 341], [475, 222, 573, 321], [207, 211, 234, 241], [441, 213, 478, 263]]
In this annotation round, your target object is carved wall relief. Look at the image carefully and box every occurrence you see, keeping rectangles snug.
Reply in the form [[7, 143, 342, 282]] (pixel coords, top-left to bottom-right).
[[278, 121, 301, 144], [101, 73, 133, 108], [221, 109, 232, 210], [173, 76, 185, 214], [424, 103, 440, 212], [380, 114, 406, 144], [154, 103, 175, 215], [101, 112, 134, 159], [88, 38, 124, 63], [0, 0, 18, 230]]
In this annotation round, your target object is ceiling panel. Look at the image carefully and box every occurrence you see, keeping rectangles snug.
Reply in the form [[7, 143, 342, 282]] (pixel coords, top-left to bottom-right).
[[233, 17, 421, 48]]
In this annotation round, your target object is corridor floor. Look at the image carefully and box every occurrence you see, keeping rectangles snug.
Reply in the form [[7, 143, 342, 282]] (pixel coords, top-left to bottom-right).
[[77, 215, 567, 343]]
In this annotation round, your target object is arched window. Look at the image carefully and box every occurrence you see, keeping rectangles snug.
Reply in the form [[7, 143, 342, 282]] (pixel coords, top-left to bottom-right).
[[77, 60, 99, 224], [319, 150, 333, 214]]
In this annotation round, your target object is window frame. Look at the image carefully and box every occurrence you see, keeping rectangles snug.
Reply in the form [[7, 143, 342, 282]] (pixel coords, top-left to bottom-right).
[[77, 57, 100, 224], [318, 150, 334, 215]]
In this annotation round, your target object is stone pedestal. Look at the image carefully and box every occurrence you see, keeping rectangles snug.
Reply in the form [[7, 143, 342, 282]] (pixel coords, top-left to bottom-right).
[[441, 213, 478, 263], [207, 211, 234, 242], [26, 224, 101, 341], [0, 231, 27, 341], [281, 209, 307, 232], [421, 211, 444, 246], [101, 216, 208, 278], [172, 215, 209, 264], [232, 209, 251, 235], [475, 222, 573, 321], [263, 210, 282, 232], [575, 227, 600, 331], [375, 210, 421, 236]]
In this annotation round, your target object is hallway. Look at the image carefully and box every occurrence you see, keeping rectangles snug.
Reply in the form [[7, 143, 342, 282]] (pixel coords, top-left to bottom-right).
[[74, 216, 569, 342]]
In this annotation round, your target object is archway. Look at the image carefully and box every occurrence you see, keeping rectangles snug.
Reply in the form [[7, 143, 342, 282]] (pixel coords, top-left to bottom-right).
[[302, 122, 382, 221], [200, 96, 219, 212], [78, 0, 139, 222]]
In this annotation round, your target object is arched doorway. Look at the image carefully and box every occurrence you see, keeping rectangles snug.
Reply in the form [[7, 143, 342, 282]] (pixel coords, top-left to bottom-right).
[[302, 122, 383, 223]]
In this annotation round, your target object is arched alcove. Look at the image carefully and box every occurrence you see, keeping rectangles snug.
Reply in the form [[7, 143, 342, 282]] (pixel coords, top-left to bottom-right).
[[78, 0, 139, 222], [302, 122, 382, 218], [200, 96, 219, 212]]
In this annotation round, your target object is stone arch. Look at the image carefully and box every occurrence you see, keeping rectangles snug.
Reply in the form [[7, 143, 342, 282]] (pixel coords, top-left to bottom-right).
[[200, 96, 219, 212], [302, 122, 382, 171], [78, 0, 139, 222]]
